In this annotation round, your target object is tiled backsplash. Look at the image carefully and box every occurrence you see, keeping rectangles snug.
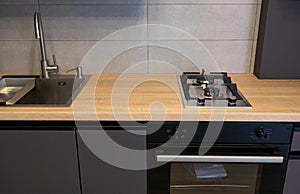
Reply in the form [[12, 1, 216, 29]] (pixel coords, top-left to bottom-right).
[[0, 0, 261, 75]]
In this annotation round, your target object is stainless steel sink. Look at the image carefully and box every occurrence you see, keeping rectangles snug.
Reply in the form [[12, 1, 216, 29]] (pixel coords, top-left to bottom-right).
[[0, 78, 36, 105], [13, 75, 90, 106]]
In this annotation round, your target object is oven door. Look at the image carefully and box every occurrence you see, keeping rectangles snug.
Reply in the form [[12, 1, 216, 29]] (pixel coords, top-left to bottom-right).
[[148, 145, 289, 194]]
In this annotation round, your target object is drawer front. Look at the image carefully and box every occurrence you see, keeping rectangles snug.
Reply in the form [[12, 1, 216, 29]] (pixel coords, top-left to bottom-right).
[[77, 129, 147, 194], [291, 129, 300, 151], [283, 159, 300, 194]]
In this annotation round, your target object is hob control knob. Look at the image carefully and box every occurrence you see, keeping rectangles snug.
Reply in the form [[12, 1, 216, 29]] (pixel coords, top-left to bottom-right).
[[255, 127, 268, 139], [197, 96, 206, 106], [204, 88, 211, 97], [228, 95, 237, 106]]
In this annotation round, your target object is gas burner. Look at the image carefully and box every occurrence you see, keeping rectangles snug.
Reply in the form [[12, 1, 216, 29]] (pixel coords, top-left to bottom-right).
[[178, 72, 252, 108]]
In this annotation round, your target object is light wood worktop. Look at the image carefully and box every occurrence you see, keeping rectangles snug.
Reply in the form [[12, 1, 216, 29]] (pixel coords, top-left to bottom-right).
[[0, 74, 300, 122]]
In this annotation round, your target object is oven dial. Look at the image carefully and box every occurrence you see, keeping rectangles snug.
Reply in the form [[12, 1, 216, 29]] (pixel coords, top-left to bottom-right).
[[255, 127, 268, 139]]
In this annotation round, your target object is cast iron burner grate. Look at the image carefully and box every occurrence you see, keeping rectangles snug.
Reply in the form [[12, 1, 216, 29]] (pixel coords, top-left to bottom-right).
[[178, 72, 252, 108]]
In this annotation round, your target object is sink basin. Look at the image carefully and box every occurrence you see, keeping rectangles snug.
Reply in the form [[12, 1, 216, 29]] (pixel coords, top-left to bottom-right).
[[15, 75, 90, 106], [0, 78, 36, 105]]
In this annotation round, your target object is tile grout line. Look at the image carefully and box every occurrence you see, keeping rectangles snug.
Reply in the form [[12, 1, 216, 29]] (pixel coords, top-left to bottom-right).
[[37, 0, 40, 11]]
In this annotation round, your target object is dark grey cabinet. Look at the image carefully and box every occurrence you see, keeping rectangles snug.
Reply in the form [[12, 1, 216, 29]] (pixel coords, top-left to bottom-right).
[[284, 128, 300, 194], [0, 127, 81, 194], [254, 0, 300, 79], [284, 159, 300, 194], [77, 126, 147, 194]]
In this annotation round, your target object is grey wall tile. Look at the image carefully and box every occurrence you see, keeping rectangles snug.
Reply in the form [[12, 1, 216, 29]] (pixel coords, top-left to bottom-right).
[[44, 41, 97, 73], [0, 0, 37, 5], [45, 41, 148, 74], [253, 3, 261, 40], [40, 5, 147, 41], [0, 40, 147, 75], [149, 0, 259, 4], [39, 0, 146, 4], [0, 41, 40, 75], [0, 1, 260, 75], [149, 60, 189, 74], [249, 40, 257, 73], [148, 40, 252, 73], [80, 41, 148, 74], [202, 40, 253, 73], [101, 46, 148, 73], [249, 3, 261, 73], [0, 5, 38, 40], [148, 4, 257, 40], [148, 40, 219, 73]]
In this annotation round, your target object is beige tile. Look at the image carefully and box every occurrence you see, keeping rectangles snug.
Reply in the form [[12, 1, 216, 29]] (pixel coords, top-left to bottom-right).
[[40, 5, 147, 41], [249, 3, 261, 73], [0, 41, 40, 75], [44, 41, 97, 73], [148, 40, 253, 73], [0, 5, 38, 40], [0, 0, 37, 4], [149, 0, 259, 4], [203, 40, 253, 73], [253, 4, 261, 40], [148, 4, 257, 40], [148, 41, 214, 73], [148, 60, 195, 74], [100, 45, 148, 74], [249, 40, 257, 73], [0, 1, 261, 75], [39, 0, 146, 4], [0, 40, 148, 75], [45, 41, 148, 74], [77, 41, 148, 74]]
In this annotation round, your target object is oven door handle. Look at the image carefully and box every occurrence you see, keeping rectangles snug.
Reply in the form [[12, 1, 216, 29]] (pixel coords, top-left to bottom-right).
[[156, 155, 284, 163]]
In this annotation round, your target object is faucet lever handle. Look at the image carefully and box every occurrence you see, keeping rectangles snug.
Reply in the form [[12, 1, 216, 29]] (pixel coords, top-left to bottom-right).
[[46, 54, 59, 74], [66, 66, 83, 79], [52, 55, 57, 66]]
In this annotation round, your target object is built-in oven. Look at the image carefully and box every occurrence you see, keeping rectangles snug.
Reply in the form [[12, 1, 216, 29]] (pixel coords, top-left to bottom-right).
[[147, 122, 293, 194]]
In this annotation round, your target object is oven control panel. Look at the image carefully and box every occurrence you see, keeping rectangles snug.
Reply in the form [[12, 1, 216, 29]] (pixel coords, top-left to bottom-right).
[[148, 122, 293, 144], [251, 127, 273, 140]]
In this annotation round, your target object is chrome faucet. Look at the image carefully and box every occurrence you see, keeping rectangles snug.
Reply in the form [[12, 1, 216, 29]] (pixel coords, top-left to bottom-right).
[[34, 11, 58, 78]]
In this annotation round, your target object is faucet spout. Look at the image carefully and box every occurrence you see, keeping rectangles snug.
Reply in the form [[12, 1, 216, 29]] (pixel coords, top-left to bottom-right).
[[34, 12, 58, 78], [34, 12, 47, 64]]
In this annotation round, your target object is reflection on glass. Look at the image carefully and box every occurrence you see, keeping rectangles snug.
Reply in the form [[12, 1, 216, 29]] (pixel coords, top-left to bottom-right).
[[171, 163, 259, 194]]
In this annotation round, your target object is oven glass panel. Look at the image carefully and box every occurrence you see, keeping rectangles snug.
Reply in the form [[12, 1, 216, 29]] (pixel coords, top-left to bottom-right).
[[170, 163, 260, 194]]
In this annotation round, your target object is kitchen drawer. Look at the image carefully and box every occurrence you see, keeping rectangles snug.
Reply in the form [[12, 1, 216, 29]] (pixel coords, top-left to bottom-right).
[[0, 129, 80, 194], [291, 128, 300, 151], [77, 128, 147, 194], [283, 158, 300, 194]]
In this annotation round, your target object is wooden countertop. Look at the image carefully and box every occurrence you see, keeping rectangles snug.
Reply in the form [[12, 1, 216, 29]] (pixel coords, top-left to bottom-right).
[[0, 74, 300, 122]]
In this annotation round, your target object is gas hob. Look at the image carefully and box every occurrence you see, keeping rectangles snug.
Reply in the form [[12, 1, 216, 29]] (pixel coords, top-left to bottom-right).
[[178, 72, 252, 108]]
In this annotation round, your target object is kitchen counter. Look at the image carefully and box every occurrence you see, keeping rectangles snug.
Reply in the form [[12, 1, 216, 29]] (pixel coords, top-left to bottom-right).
[[0, 74, 300, 122]]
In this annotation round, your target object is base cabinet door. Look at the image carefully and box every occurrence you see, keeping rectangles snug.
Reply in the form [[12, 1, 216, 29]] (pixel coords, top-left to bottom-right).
[[77, 129, 147, 194], [283, 159, 300, 194], [0, 129, 81, 194], [284, 129, 300, 194]]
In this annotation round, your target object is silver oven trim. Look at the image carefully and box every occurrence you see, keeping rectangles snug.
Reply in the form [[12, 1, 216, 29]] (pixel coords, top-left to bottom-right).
[[157, 155, 284, 163]]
